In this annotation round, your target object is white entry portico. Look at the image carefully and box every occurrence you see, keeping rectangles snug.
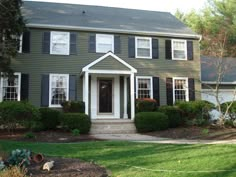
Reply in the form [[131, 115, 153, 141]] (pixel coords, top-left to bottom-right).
[[81, 52, 137, 120]]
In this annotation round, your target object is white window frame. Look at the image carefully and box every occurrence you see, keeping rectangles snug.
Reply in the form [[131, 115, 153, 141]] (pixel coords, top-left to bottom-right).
[[49, 74, 69, 108], [135, 37, 152, 59], [171, 39, 187, 60], [173, 77, 189, 103], [136, 76, 153, 99], [96, 34, 114, 53], [50, 31, 70, 55], [18, 35, 23, 53], [0, 72, 21, 102]]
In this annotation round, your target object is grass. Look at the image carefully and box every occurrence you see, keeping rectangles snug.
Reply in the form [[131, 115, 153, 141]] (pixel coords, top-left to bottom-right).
[[0, 140, 236, 177]]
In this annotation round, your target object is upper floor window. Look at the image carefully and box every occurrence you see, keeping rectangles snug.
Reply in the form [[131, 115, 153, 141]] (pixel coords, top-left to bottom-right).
[[96, 34, 114, 53], [49, 74, 69, 107], [50, 31, 70, 55], [0, 73, 21, 102], [17, 35, 23, 53], [173, 77, 189, 103], [172, 39, 187, 60], [136, 76, 153, 99], [135, 37, 152, 59]]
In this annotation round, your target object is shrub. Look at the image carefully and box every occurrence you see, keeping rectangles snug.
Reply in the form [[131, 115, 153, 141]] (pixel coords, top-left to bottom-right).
[[0, 166, 28, 177], [61, 101, 85, 113], [221, 101, 236, 120], [7, 149, 31, 167], [71, 129, 80, 136], [24, 132, 35, 139], [136, 98, 157, 112], [0, 101, 40, 133], [135, 112, 169, 133], [61, 113, 91, 134], [158, 106, 183, 128], [30, 121, 45, 132], [39, 108, 61, 130], [176, 100, 214, 125]]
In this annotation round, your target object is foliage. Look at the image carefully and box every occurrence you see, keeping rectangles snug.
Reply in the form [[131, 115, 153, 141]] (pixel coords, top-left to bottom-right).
[[201, 128, 210, 136], [71, 129, 80, 136], [30, 121, 45, 132], [0, 165, 28, 177], [135, 98, 157, 112], [61, 101, 85, 113], [158, 105, 183, 128], [7, 149, 31, 167], [135, 112, 169, 133], [221, 101, 236, 120], [0, 101, 40, 133], [24, 132, 35, 139], [0, 161, 5, 171], [0, 0, 26, 73], [39, 108, 61, 130], [61, 113, 91, 134]]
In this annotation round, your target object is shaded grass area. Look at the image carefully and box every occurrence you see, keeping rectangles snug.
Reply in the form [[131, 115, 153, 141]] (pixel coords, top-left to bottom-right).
[[0, 140, 236, 177]]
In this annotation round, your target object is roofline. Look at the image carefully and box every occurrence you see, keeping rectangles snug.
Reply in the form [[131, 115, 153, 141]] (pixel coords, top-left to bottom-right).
[[202, 81, 236, 85], [26, 23, 201, 39]]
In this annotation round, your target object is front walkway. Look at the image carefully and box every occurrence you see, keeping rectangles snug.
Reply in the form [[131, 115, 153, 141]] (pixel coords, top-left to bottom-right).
[[92, 134, 236, 144]]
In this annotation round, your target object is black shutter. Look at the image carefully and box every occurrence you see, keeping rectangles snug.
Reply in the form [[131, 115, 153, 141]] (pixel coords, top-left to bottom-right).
[[188, 78, 195, 101], [114, 35, 121, 54], [165, 40, 172, 60], [128, 37, 135, 58], [20, 74, 29, 101], [42, 32, 50, 54], [70, 33, 77, 55], [166, 78, 173, 105], [187, 41, 193, 60], [152, 39, 159, 59], [88, 34, 96, 53], [69, 75, 77, 101], [41, 75, 49, 107], [22, 31, 30, 53], [153, 77, 160, 106]]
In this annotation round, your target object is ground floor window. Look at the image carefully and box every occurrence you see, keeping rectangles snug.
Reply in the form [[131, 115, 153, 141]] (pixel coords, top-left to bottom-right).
[[173, 77, 189, 103], [49, 74, 69, 107], [136, 76, 153, 99], [0, 73, 21, 102]]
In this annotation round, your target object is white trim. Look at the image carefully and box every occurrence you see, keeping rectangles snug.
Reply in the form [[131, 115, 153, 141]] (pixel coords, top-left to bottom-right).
[[26, 23, 202, 39], [50, 31, 70, 55], [202, 89, 236, 92], [88, 70, 134, 74], [171, 39, 187, 60], [82, 52, 137, 73], [135, 37, 152, 59], [202, 81, 236, 85], [18, 35, 23, 53], [130, 73, 135, 120], [172, 77, 189, 103], [49, 74, 69, 108], [96, 34, 114, 53], [135, 76, 153, 99], [123, 76, 128, 119], [0, 72, 21, 102]]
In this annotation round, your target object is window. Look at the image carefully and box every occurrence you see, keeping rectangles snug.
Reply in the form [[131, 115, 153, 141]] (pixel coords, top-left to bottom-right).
[[17, 35, 23, 53], [96, 34, 114, 53], [135, 37, 152, 58], [50, 31, 70, 55], [0, 73, 21, 102], [49, 74, 69, 107], [136, 76, 153, 99], [172, 39, 187, 60], [173, 77, 189, 103]]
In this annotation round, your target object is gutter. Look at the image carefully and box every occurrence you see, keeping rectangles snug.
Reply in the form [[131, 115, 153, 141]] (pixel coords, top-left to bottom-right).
[[26, 23, 201, 39]]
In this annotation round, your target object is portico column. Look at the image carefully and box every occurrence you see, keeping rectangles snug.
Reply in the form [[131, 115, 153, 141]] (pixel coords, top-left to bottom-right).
[[83, 71, 89, 115], [123, 76, 128, 119], [130, 73, 135, 120]]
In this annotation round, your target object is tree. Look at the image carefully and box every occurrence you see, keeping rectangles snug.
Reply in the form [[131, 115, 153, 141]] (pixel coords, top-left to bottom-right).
[[0, 0, 25, 74]]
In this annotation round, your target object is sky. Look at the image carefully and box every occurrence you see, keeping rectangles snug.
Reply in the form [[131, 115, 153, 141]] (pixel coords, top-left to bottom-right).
[[26, 0, 207, 14]]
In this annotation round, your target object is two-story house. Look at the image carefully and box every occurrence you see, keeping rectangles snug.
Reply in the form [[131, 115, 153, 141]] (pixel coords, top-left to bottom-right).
[[0, 1, 201, 121]]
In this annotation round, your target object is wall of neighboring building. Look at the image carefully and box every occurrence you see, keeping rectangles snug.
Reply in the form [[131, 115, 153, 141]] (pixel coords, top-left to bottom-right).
[[11, 28, 201, 107]]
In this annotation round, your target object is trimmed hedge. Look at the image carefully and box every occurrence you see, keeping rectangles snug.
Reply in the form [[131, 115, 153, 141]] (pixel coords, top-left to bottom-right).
[[61, 101, 85, 113], [158, 105, 183, 128], [136, 98, 157, 112], [135, 112, 169, 133], [61, 113, 91, 134], [0, 101, 40, 133], [39, 108, 61, 130]]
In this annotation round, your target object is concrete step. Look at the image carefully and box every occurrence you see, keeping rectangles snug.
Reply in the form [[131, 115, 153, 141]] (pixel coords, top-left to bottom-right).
[[90, 119, 137, 134]]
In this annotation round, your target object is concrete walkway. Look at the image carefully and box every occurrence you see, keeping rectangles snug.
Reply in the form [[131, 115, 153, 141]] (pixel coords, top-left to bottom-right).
[[91, 134, 236, 144]]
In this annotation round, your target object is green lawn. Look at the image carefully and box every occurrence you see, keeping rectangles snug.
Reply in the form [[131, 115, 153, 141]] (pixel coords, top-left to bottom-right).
[[1, 140, 236, 177]]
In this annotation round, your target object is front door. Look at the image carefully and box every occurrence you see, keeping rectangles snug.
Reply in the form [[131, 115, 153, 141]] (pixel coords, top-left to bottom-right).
[[98, 79, 113, 114]]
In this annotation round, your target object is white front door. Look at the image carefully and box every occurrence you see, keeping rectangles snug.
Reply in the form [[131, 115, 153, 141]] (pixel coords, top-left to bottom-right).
[[90, 74, 120, 119]]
